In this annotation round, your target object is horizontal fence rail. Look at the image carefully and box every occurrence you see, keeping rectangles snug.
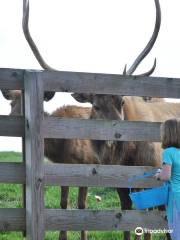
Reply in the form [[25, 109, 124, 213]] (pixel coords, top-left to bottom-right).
[[0, 69, 24, 90], [0, 209, 167, 232], [0, 115, 161, 141], [45, 209, 168, 231], [44, 164, 162, 188], [42, 71, 180, 99], [0, 163, 25, 183], [0, 209, 25, 231], [0, 116, 24, 137], [44, 117, 161, 141], [0, 163, 162, 188], [0, 68, 180, 99]]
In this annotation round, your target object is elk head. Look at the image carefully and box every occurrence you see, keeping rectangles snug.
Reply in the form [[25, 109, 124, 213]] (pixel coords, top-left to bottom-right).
[[72, 0, 161, 164], [1, 0, 56, 103], [72, 0, 161, 115], [72, 93, 125, 121], [72, 93, 125, 165]]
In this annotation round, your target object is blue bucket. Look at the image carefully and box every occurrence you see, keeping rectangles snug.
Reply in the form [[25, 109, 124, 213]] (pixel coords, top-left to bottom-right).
[[128, 170, 169, 210]]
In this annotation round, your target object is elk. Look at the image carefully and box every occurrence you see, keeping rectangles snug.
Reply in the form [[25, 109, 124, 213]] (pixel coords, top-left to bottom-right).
[[72, 1, 173, 240], [1, 1, 114, 239], [1, 1, 97, 240], [1, 1, 167, 240], [3, 89, 101, 240]]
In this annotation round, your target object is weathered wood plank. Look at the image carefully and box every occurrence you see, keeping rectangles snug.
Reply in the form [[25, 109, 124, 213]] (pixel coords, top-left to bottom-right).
[[0, 163, 25, 183], [45, 209, 168, 231], [44, 117, 161, 142], [21, 92, 26, 238], [44, 164, 162, 188], [1, 68, 180, 99], [0, 163, 162, 188], [0, 116, 24, 137], [24, 72, 45, 240], [0, 115, 161, 141], [0, 209, 25, 231], [0, 68, 24, 89], [0, 209, 167, 231], [40, 70, 180, 99]]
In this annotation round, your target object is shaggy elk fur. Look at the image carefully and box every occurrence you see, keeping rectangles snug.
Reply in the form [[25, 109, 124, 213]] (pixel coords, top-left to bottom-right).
[[72, 93, 177, 240], [71, 1, 169, 239], [5, 90, 100, 240], [44, 105, 99, 240], [1, 1, 167, 239]]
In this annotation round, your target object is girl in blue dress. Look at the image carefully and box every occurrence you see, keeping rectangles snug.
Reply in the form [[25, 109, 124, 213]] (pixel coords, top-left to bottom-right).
[[155, 118, 180, 240]]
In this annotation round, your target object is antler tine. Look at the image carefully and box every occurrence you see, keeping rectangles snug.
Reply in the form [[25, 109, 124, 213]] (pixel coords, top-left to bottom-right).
[[126, 0, 161, 75], [22, 0, 56, 70], [135, 58, 156, 77], [1, 90, 11, 100], [123, 64, 127, 75]]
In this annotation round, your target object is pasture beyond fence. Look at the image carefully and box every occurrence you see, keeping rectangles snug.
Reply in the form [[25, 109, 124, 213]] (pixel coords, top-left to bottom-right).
[[1, 68, 180, 239]]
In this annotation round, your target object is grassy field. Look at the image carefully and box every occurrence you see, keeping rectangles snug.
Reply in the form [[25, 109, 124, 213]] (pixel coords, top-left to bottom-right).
[[0, 152, 166, 240]]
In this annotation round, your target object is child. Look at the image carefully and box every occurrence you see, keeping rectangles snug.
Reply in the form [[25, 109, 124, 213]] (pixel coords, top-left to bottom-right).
[[155, 118, 180, 240]]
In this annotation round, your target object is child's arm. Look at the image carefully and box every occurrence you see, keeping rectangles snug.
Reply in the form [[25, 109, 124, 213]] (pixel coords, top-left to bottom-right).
[[155, 164, 171, 181]]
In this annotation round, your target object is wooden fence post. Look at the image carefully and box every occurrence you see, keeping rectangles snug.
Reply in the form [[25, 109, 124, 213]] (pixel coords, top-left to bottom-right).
[[22, 90, 26, 238], [24, 71, 45, 240]]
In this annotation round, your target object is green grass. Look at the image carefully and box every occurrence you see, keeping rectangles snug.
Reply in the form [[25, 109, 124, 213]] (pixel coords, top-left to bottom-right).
[[0, 151, 22, 162], [0, 152, 167, 240]]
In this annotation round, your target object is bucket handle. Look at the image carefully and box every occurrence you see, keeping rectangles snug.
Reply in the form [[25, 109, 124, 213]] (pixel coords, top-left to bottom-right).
[[128, 169, 159, 193]]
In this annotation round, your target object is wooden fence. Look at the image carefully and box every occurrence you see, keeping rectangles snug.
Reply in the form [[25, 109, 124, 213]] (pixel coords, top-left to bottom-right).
[[1, 67, 179, 239]]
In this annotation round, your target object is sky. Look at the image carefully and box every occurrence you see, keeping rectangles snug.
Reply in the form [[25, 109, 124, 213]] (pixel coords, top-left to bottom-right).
[[0, 0, 180, 151]]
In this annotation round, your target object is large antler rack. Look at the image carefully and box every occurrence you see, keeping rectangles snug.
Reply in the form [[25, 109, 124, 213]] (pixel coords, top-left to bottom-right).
[[123, 0, 161, 77]]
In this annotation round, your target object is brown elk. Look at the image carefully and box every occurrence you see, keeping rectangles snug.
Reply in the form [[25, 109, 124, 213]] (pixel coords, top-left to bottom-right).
[[1, 1, 97, 240], [3, 89, 101, 240], [72, 96, 180, 240], [71, 1, 173, 240], [1, 0, 168, 240], [3, 3, 126, 240]]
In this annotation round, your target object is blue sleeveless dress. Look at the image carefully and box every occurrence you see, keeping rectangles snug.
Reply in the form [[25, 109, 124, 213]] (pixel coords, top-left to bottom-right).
[[162, 147, 180, 239]]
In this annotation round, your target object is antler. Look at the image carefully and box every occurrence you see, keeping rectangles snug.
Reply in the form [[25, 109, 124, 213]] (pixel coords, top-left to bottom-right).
[[1, 90, 11, 100], [124, 0, 161, 76], [22, 0, 55, 100], [23, 0, 55, 70]]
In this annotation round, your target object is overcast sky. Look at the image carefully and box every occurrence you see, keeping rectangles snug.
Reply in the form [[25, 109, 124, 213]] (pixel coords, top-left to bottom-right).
[[0, 0, 180, 151]]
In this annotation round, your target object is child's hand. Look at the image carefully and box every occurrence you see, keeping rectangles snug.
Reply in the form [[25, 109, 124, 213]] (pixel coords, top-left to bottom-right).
[[154, 172, 160, 180], [154, 168, 161, 180]]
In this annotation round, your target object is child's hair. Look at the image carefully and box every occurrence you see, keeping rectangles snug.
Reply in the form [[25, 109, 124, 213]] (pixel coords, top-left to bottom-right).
[[161, 118, 180, 149]]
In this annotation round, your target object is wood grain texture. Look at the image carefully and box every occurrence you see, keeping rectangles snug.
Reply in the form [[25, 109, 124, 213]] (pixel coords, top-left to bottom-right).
[[32, 71, 180, 98], [0, 209, 25, 231], [24, 71, 45, 240], [0, 163, 25, 183], [0, 163, 162, 188], [41, 70, 180, 99], [21, 92, 26, 238], [1, 68, 180, 99], [44, 117, 161, 142], [0, 116, 24, 137], [0, 68, 24, 89], [45, 209, 168, 231], [44, 164, 162, 188], [0, 116, 161, 141], [0, 209, 167, 231]]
